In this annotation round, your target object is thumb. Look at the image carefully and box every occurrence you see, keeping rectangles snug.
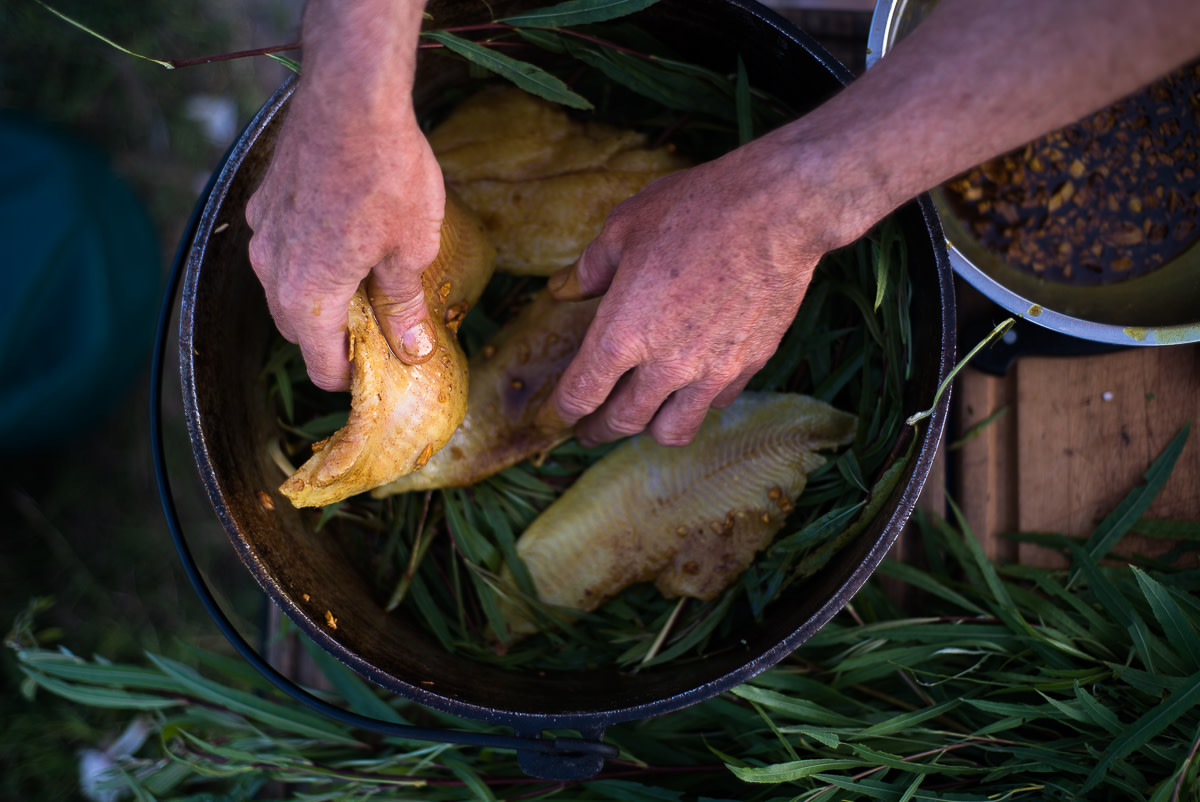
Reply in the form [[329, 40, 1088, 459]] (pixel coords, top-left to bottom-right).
[[546, 232, 621, 301], [366, 255, 436, 365]]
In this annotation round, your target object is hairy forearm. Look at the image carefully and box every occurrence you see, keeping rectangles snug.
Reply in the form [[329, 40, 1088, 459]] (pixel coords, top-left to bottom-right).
[[299, 0, 429, 125], [768, 0, 1200, 248]]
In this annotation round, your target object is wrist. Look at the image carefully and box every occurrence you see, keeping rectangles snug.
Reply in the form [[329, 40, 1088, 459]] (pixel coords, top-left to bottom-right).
[[299, 0, 427, 125]]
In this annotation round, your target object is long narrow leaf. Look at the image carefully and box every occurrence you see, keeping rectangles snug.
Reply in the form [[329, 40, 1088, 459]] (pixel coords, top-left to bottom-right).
[[146, 654, 360, 744], [1070, 422, 1190, 586], [1081, 669, 1200, 794], [499, 0, 660, 27], [421, 31, 593, 109]]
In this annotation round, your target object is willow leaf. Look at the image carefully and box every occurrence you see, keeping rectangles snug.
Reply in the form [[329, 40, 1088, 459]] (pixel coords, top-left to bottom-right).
[[421, 31, 593, 109], [1070, 422, 1191, 587], [729, 758, 863, 783], [20, 668, 180, 710], [146, 654, 360, 744], [1133, 566, 1200, 672], [1131, 518, 1200, 540], [560, 40, 733, 119], [33, 1, 174, 68], [731, 685, 860, 727], [855, 699, 962, 738], [19, 651, 186, 693], [1073, 682, 1123, 735], [499, 0, 660, 27], [848, 744, 971, 776], [298, 636, 407, 724], [874, 560, 986, 616], [1081, 669, 1200, 794]]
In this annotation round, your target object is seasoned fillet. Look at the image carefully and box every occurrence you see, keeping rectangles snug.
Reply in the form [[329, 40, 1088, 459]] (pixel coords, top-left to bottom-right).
[[279, 193, 496, 508], [429, 86, 690, 275], [373, 289, 598, 495], [498, 392, 858, 636]]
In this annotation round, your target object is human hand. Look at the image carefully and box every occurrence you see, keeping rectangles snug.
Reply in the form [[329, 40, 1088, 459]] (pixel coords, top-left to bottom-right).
[[538, 137, 861, 447], [246, 80, 445, 391]]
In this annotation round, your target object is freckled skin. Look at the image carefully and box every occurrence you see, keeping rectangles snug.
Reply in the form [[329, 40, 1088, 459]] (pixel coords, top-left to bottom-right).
[[279, 194, 495, 508]]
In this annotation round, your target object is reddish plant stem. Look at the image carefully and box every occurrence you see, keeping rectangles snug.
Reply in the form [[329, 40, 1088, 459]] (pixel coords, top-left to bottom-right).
[[169, 41, 301, 69]]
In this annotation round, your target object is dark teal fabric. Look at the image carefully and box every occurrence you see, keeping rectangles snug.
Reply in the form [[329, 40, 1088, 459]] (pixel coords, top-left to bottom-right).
[[0, 113, 161, 453]]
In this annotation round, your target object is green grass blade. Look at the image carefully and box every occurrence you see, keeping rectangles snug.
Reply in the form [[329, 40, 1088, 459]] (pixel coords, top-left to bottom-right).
[[146, 654, 360, 744], [297, 635, 407, 724], [421, 31, 593, 109], [34, 1, 174, 69], [1081, 669, 1200, 794], [1070, 422, 1190, 587], [499, 0, 660, 27], [1133, 566, 1200, 672], [729, 758, 863, 783], [20, 668, 180, 710]]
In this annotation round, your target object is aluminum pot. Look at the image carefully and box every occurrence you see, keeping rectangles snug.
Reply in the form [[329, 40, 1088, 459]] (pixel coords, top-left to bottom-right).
[[176, 0, 954, 779], [868, 0, 1200, 346]]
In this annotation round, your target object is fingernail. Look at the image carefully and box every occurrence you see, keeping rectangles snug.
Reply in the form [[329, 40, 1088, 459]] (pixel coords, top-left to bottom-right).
[[546, 265, 579, 298], [399, 319, 436, 364]]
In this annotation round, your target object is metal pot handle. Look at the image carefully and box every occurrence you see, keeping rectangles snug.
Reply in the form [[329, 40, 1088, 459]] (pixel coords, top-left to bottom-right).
[[150, 146, 615, 782]]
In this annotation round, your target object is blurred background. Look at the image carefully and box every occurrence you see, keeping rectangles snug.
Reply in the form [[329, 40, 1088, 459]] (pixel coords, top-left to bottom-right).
[[0, 1, 301, 797], [0, 1, 870, 798]]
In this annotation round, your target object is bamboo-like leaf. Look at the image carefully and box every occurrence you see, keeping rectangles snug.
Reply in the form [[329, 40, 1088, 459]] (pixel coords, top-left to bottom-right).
[[1133, 566, 1200, 672], [499, 0, 660, 27], [33, 1, 175, 69], [731, 685, 861, 727], [146, 654, 360, 744], [906, 318, 1013, 426], [297, 635, 407, 724], [267, 52, 302, 74], [421, 31, 593, 109], [1072, 682, 1123, 735], [729, 758, 864, 783], [1070, 422, 1191, 587], [771, 503, 863, 555], [874, 560, 986, 616], [20, 668, 181, 710], [1081, 669, 1200, 794]]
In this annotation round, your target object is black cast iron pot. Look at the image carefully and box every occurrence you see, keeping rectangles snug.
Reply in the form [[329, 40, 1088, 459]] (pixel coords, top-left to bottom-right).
[[166, 0, 955, 781]]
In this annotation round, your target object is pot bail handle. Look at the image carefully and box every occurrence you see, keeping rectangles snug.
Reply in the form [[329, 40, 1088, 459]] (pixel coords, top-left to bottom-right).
[[151, 155, 616, 782]]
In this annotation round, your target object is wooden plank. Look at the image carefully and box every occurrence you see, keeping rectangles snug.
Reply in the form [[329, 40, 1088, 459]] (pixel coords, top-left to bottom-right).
[[955, 367, 1019, 562], [1014, 345, 1200, 567], [955, 344, 1200, 568]]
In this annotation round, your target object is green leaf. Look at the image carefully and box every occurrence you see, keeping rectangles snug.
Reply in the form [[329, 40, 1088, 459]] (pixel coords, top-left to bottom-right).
[[33, 1, 174, 69], [728, 758, 863, 783], [499, 0, 660, 27], [20, 668, 180, 710], [298, 635, 407, 724], [1070, 422, 1190, 587], [907, 317, 1014, 426], [145, 654, 360, 744], [1081, 669, 1200, 793], [1134, 566, 1200, 671], [421, 31, 593, 109], [730, 685, 861, 727]]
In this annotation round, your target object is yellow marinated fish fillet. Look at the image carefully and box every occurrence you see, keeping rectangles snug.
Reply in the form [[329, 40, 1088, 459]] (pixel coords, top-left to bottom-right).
[[429, 86, 691, 275], [279, 193, 496, 508], [373, 289, 599, 495], [498, 392, 858, 637]]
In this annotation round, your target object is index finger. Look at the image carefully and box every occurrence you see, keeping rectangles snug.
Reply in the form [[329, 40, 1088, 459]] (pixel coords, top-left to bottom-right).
[[538, 315, 643, 429]]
